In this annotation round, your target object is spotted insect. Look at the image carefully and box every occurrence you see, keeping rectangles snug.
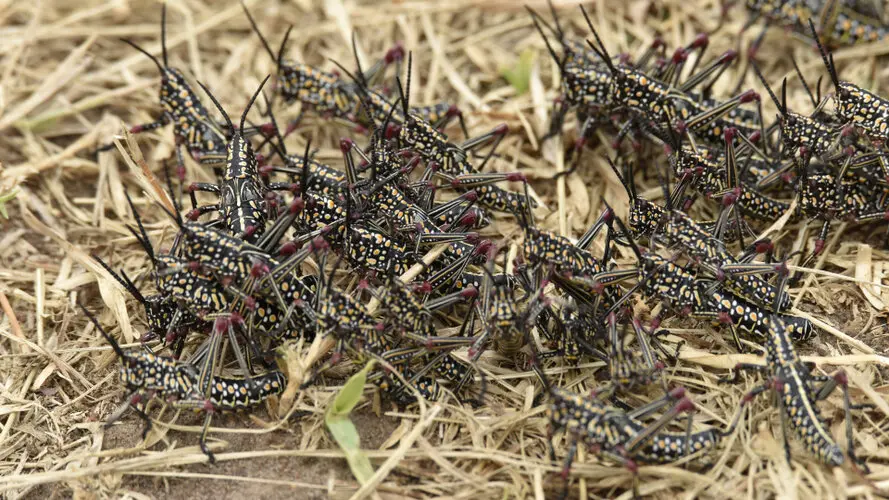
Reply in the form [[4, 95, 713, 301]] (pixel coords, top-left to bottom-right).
[[647, 124, 791, 231], [613, 158, 794, 312], [373, 278, 477, 386], [544, 379, 739, 499], [242, 1, 404, 131], [187, 77, 273, 243], [580, 7, 760, 146], [463, 247, 553, 377], [117, 5, 266, 177], [751, 62, 849, 163], [129, 189, 317, 346], [745, 0, 888, 48], [92, 255, 208, 352], [596, 215, 813, 349], [529, 4, 755, 148], [80, 304, 197, 440], [298, 253, 400, 388], [173, 368, 286, 462], [360, 56, 535, 216], [371, 359, 442, 405], [812, 19, 889, 159], [597, 312, 666, 396], [720, 303, 870, 471]]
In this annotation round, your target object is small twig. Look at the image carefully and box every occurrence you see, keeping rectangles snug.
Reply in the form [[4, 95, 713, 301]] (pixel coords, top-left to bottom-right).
[[0, 291, 27, 353]]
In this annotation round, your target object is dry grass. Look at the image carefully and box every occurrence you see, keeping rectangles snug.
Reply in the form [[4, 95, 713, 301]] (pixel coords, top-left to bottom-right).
[[1, 0, 889, 498]]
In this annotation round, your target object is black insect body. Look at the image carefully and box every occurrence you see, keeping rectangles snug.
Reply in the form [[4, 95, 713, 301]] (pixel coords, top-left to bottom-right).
[[786, 152, 889, 261], [242, 3, 366, 128], [152, 254, 302, 341], [301, 278, 393, 388], [651, 126, 791, 226], [464, 249, 552, 375], [670, 89, 763, 147], [188, 78, 273, 243], [118, 5, 265, 177], [242, 2, 435, 133], [607, 159, 792, 313], [581, 7, 761, 146], [545, 382, 739, 498], [811, 20, 889, 159], [130, 187, 320, 350], [745, 0, 889, 49], [721, 312, 869, 471], [543, 304, 600, 363], [173, 368, 286, 461], [518, 207, 619, 314], [370, 353, 443, 404], [372, 282, 476, 396], [530, 7, 759, 149], [527, 9, 616, 141], [601, 216, 813, 349], [599, 313, 666, 396], [288, 173, 483, 282], [83, 305, 286, 464], [171, 222, 282, 303], [80, 305, 200, 435], [92, 256, 208, 350], [339, 137, 487, 270], [750, 62, 859, 168], [828, 7, 889, 45], [382, 59, 533, 216]]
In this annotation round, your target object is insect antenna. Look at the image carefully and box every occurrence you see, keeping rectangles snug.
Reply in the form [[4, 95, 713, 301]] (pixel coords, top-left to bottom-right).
[[351, 33, 369, 89], [120, 38, 165, 74], [261, 95, 288, 159], [608, 206, 644, 265], [161, 3, 169, 67], [92, 255, 148, 305], [379, 95, 402, 139], [604, 155, 637, 204], [78, 304, 127, 360], [329, 57, 384, 129], [241, 0, 277, 62], [546, 0, 566, 42], [520, 179, 536, 231], [119, 270, 148, 304], [751, 62, 786, 115], [299, 139, 312, 197], [405, 53, 413, 109], [527, 8, 566, 76], [196, 81, 235, 134], [150, 161, 187, 235], [808, 19, 840, 90], [123, 190, 157, 263], [654, 160, 674, 211], [277, 26, 294, 72], [240, 75, 272, 133], [394, 52, 414, 116], [815, 75, 824, 104], [790, 55, 817, 108], [580, 5, 616, 73]]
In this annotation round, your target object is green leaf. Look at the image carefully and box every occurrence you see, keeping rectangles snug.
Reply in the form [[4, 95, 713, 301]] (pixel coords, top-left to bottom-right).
[[330, 360, 374, 417], [0, 187, 20, 220], [325, 361, 376, 484], [501, 48, 536, 95]]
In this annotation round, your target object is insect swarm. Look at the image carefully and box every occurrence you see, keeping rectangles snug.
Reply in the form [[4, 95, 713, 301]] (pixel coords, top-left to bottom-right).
[[7, 2, 887, 499]]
